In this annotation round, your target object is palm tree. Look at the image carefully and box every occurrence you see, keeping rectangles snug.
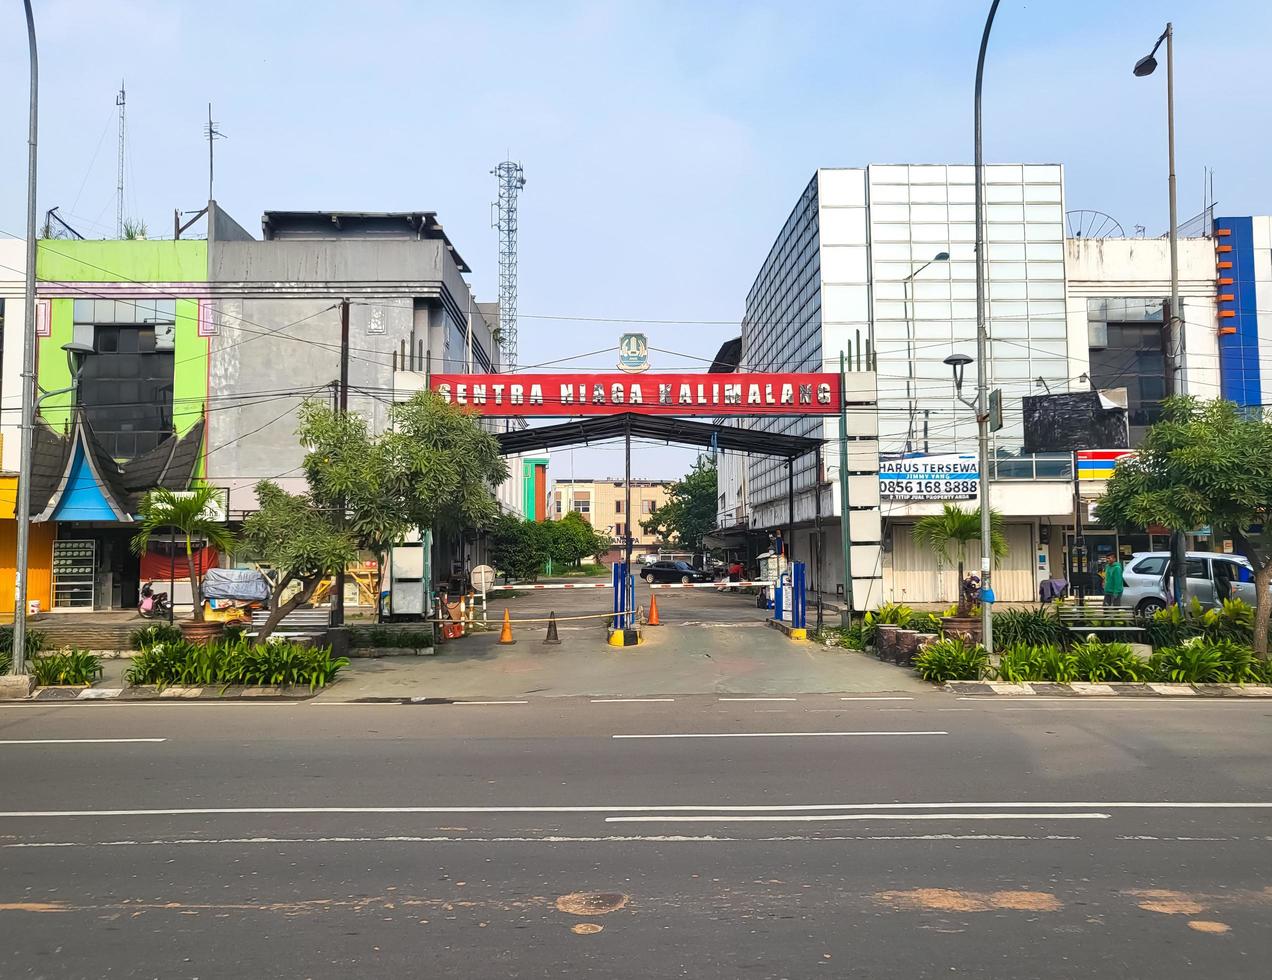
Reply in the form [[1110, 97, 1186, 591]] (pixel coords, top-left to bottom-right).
[[132, 487, 235, 622], [911, 504, 1008, 616]]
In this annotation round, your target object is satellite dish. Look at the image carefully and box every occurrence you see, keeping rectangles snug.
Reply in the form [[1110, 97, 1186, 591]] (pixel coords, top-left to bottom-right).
[[1066, 210, 1125, 239], [471, 564, 496, 594]]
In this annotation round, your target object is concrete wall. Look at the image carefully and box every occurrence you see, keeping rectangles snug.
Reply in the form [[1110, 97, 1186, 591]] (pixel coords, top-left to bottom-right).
[[210, 240, 448, 292], [0, 240, 27, 472]]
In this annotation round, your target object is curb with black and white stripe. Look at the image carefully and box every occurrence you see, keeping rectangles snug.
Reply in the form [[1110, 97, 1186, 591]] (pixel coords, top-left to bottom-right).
[[946, 680, 1272, 697]]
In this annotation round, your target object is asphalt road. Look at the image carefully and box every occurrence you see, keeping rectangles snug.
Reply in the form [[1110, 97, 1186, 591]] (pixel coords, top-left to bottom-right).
[[1, 694, 1270, 979]]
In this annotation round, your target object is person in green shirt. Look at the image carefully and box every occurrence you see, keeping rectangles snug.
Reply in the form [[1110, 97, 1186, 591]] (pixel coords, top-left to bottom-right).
[[1102, 553, 1125, 607]]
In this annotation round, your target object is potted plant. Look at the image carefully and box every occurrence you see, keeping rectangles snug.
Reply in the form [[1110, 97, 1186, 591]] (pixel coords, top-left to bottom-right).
[[132, 486, 236, 642], [912, 504, 1006, 641]]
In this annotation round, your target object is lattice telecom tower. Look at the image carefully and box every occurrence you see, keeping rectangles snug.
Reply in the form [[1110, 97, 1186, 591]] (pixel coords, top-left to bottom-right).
[[491, 161, 526, 370]]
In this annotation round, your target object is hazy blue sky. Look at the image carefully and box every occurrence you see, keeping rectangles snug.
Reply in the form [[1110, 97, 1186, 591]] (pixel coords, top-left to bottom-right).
[[3, 1, 1270, 479]]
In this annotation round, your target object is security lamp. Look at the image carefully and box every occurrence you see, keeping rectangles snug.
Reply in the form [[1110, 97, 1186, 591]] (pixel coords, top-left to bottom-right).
[[933, 251, 951, 261], [944, 352, 973, 393], [61, 341, 94, 377], [1133, 28, 1167, 77]]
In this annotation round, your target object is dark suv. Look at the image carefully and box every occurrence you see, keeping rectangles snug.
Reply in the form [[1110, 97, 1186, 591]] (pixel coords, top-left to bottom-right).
[[640, 560, 713, 584]]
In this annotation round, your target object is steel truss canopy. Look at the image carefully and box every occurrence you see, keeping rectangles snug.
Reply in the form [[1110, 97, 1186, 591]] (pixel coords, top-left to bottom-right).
[[495, 412, 821, 460]]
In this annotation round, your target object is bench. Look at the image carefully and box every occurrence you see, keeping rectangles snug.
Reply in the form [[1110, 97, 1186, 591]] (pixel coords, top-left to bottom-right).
[[247, 607, 333, 640], [1054, 599, 1145, 639]]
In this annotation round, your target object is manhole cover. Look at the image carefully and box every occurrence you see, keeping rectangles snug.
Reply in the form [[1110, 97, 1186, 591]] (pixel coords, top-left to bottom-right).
[[556, 892, 629, 916]]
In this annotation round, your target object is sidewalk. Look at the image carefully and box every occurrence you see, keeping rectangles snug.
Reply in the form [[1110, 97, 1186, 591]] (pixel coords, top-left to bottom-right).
[[316, 626, 929, 701]]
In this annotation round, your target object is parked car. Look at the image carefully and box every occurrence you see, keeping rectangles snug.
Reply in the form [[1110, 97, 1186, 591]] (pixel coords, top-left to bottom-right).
[[640, 560, 713, 584], [1120, 551, 1257, 615]]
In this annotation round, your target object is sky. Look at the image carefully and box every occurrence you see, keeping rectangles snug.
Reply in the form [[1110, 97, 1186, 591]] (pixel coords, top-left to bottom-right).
[[2, 0, 1271, 481]]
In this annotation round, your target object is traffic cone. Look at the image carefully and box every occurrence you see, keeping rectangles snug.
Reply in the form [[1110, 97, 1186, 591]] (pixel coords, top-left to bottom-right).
[[647, 593, 661, 626], [543, 611, 561, 645], [497, 608, 516, 645]]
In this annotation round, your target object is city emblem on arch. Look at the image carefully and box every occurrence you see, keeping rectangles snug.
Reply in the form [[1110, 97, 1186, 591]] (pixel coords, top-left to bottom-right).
[[618, 333, 650, 373]]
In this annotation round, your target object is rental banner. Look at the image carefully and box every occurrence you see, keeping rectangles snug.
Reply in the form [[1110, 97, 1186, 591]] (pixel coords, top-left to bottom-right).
[[431, 372, 842, 417]]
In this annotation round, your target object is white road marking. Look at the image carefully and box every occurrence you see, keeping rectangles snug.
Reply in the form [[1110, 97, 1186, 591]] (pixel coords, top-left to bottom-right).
[[839, 696, 914, 701], [590, 698, 676, 703], [1, 833, 1085, 848], [717, 697, 797, 702], [0, 738, 166, 745], [455, 700, 529, 705], [606, 812, 1111, 824], [611, 731, 948, 739], [1, 801, 1267, 819], [958, 696, 1268, 704]]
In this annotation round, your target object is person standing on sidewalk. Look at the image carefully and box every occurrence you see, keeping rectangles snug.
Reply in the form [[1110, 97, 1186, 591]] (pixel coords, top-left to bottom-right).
[[1102, 553, 1124, 607]]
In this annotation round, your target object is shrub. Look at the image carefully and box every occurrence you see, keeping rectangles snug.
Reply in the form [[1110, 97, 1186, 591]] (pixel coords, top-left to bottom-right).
[[862, 602, 914, 645], [0, 624, 47, 661], [125, 637, 348, 691], [993, 608, 1064, 648], [815, 625, 867, 650], [1071, 638, 1149, 682], [30, 649, 102, 686], [1149, 641, 1227, 684], [913, 636, 989, 682], [129, 623, 185, 651], [1200, 599, 1255, 644], [995, 644, 1079, 683]]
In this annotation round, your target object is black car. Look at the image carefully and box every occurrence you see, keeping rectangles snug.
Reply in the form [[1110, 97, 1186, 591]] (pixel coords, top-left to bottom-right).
[[640, 560, 713, 584]]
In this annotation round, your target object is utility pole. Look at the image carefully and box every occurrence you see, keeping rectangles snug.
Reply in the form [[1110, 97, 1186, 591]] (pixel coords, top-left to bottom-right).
[[838, 351, 855, 626], [973, 0, 1001, 655], [204, 103, 225, 202], [12, 0, 39, 681], [115, 81, 125, 238], [332, 299, 350, 626]]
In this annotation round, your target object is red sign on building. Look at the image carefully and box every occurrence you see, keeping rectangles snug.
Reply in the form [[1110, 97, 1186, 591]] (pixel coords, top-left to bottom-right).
[[431, 373, 842, 417]]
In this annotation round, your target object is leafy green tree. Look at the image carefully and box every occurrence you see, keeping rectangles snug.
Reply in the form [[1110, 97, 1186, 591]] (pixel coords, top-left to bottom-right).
[[240, 482, 357, 643], [297, 392, 509, 613], [132, 486, 236, 622], [488, 514, 549, 581], [912, 504, 1008, 616], [547, 511, 610, 566], [1098, 397, 1272, 657], [641, 458, 717, 551]]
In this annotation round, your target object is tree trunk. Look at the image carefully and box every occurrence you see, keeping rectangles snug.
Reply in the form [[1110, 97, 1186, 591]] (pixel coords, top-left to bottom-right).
[[1254, 563, 1272, 660], [956, 560, 968, 618], [185, 536, 203, 622], [253, 576, 321, 645], [374, 553, 385, 624]]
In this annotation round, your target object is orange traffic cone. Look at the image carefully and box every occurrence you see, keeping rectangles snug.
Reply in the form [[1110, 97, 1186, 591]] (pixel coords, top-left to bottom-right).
[[647, 593, 661, 626], [543, 611, 561, 645], [497, 608, 516, 645]]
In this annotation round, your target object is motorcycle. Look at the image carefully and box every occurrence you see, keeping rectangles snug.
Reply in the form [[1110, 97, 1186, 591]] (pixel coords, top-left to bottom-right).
[[138, 582, 172, 620]]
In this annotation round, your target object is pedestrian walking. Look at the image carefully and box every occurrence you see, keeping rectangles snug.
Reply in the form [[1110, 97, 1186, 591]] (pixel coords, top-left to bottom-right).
[[1102, 553, 1124, 607]]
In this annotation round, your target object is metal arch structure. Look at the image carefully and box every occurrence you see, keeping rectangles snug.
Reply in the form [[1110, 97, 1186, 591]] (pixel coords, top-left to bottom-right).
[[1065, 209, 1126, 239], [492, 161, 526, 371]]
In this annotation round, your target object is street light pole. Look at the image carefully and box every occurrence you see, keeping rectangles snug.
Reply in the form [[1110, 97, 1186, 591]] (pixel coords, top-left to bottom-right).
[[13, 0, 39, 677], [1134, 24, 1185, 607], [974, 0, 1001, 655]]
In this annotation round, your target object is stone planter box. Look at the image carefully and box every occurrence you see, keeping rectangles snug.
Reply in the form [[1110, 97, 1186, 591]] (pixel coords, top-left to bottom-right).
[[893, 630, 921, 666], [179, 620, 225, 644], [874, 625, 900, 661], [348, 647, 436, 658], [941, 616, 983, 643]]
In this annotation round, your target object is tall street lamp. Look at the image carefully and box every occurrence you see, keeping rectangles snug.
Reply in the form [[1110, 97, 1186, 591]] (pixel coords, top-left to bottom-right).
[[1134, 23, 1186, 607], [903, 251, 950, 453], [12, 0, 39, 681], [973, 0, 1002, 653]]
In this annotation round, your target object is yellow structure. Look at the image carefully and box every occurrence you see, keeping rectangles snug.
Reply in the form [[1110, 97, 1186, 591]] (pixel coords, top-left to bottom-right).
[[0, 475, 54, 619], [552, 478, 672, 558]]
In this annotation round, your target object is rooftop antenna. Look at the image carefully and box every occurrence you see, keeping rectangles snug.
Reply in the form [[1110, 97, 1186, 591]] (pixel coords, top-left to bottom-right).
[[115, 81, 126, 238], [204, 102, 226, 203], [491, 161, 526, 371]]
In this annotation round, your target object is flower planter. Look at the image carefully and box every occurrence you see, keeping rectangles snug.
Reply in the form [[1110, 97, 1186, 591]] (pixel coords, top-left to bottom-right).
[[894, 630, 921, 666], [179, 620, 225, 644], [941, 616, 982, 643]]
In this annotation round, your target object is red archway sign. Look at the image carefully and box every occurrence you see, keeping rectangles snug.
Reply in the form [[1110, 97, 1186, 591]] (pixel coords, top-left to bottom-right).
[[431, 372, 841, 417]]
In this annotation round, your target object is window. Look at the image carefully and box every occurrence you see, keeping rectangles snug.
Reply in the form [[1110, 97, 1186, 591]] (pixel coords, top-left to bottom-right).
[[572, 500, 590, 514], [641, 499, 656, 514], [615, 500, 623, 514], [1131, 557, 1167, 575], [555, 499, 562, 514], [615, 523, 625, 536], [1185, 558, 1209, 580]]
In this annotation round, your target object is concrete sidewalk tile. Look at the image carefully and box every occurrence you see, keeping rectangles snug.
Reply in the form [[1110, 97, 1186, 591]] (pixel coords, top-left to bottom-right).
[[76, 687, 122, 699], [240, 687, 283, 697], [158, 686, 203, 699], [1148, 683, 1195, 696], [1026, 683, 1076, 695], [1193, 684, 1245, 698], [1231, 685, 1272, 697], [987, 683, 1033, 695], [1069, 682, 1117, 696], [1108, 683, 1156, 696], [943, 681, 993, 695]]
